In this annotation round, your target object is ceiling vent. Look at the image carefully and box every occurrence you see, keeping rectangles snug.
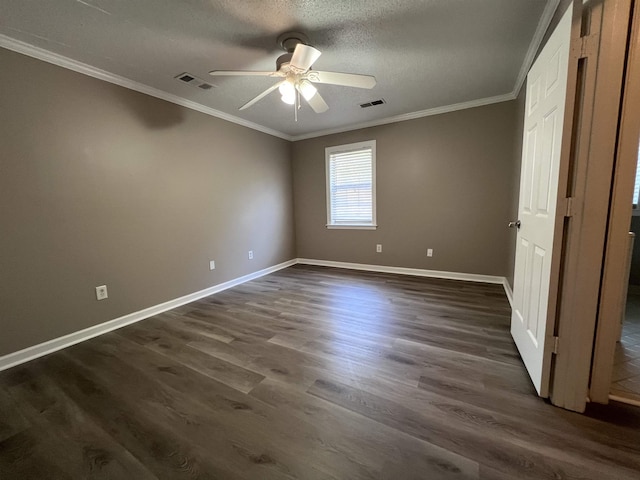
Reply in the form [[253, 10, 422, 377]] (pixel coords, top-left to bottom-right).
[[175, 72, 215, 91], [360, 99, 386, 108]]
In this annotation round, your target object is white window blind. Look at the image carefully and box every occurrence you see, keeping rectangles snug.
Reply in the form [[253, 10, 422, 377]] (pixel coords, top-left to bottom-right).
[[326, 141, 376, 228]]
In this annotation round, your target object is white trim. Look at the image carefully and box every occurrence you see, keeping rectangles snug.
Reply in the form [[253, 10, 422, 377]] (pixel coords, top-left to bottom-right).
[[0, 257, 513, 372], [325, 140, 377, 228], [0, 0, 560, 145], [503, 279, 514, 308], [512, 0, 562, 97], [0, 0, 561, 144], [326, 225, 377, 230], [296, 258, 506, 285], [294, 0, 565, 145], [0, 34, 292, 141], [0, 259, 296, 372], [291, 93, 516, 141], [609, 394, 640, 408]]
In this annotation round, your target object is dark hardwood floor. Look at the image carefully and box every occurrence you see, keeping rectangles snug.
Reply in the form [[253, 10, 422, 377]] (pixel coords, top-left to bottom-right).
[[1, 265, 640, 479]]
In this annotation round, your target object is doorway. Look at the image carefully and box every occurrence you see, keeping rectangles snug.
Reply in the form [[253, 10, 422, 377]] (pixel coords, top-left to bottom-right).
[[609, 148, 640, 404], [588, 0, 640, 407]]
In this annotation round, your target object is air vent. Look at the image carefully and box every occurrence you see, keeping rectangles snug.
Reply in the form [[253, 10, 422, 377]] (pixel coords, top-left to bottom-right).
[[178, 74, 195, 83], [174, 72, 216, 91], [360, 99, 386, 108]]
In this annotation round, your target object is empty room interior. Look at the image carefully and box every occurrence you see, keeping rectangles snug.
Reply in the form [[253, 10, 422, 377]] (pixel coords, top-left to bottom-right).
[[2, 0, 640, 478]]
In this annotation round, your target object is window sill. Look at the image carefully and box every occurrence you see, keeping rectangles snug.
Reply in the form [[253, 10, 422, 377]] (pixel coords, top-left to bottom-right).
[[326, 224, 378, 230]]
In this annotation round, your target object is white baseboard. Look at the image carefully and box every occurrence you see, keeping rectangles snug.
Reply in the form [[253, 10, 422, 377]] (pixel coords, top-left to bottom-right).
[[0, 259, 296, 372], [296, 258, 506, 285], [502, 279, 514, 308], [609, 394, 640, 408], [297, 258, 514, 310], [0, 257, 513, 372]]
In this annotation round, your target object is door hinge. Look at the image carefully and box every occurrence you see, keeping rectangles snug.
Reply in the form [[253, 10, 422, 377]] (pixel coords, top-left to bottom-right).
[[564, 197, 574, 217], [572, 33, 599, 59], [552, 336, 560, 355]]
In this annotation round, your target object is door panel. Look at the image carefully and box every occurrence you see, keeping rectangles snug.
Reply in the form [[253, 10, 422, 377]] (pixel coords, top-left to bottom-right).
[[523, 127, 538, 212], [538, 109, 558, 213], [529, 246, 546, 341], [511, 6, 572, 397]]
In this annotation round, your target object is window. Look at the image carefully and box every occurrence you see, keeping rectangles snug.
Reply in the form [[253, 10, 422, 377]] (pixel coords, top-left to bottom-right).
[[325, 140, 376, 229]]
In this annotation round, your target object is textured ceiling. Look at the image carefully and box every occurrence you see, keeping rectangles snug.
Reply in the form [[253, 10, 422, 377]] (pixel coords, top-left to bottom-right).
[[0, 0, 553, 139]]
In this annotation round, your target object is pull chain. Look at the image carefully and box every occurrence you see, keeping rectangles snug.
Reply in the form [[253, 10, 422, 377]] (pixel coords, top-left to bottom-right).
[[294, 89, 300, 122]]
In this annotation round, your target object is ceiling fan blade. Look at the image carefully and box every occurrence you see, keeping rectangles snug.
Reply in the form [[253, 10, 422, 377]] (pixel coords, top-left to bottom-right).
[[308, 71, 376, 89], [296, 80, 329, 113], [209, 70, 278, 77], [305, 90, 329, 113], [290, 44, 322, 72], [239, 81, 284, 110]]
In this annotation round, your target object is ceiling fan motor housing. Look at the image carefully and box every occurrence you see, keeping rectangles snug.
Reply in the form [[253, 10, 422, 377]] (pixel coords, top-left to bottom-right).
[[276, 53, 294, 72], [277, 32, 310, 52]]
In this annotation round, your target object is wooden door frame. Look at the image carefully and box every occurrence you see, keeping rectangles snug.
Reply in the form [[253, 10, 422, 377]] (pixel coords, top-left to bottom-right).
[[546, 0, 632, 412], [590, 0, 640, 404]]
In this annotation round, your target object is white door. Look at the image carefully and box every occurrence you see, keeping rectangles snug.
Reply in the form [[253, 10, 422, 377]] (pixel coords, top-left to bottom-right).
[[511, 7, 572, 397]]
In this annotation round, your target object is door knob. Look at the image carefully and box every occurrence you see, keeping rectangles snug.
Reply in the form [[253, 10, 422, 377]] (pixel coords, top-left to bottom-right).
[[508, 220, 521, 229]]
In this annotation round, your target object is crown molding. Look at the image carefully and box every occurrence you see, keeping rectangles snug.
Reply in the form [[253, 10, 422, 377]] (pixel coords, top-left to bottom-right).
[[1, 0, 560, 143], [289, 92, 517, 141], [288, 0, 562, 142], [512, 0, 562, 98], [0, 34, 293, 141]]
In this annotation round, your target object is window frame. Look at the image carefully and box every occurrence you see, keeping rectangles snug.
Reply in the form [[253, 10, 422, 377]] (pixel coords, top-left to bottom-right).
[[325, 140, 377, 230]]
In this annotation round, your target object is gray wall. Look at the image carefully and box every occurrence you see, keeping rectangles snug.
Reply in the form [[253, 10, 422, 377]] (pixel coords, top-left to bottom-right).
[[292, 101, 521, 277], [0, 48, 295, 356]]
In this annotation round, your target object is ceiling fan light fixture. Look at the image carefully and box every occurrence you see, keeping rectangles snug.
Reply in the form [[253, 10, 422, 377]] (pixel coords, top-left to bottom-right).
[[281, 93, 296, 105], [279, 81, 296, 105]]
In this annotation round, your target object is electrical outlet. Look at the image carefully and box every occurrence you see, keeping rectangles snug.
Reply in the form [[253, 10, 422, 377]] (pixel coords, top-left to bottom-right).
[[95, 285, 108, 301], [209, 260, 216, 270], [427, 248, 433, 257], [248, 250, 254, 260], [376, 244, 382, 253]]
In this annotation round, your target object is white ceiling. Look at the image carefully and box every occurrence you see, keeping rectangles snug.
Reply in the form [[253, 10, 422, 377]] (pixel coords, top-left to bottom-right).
[[0, 0, 555, 140]]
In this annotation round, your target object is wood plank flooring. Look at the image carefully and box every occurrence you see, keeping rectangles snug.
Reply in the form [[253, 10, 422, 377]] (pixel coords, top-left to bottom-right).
[[1, 265, 640, 479]]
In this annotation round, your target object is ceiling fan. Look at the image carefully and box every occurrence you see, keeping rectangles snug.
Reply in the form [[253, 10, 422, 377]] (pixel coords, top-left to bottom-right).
[[209, 32, 376, 120]]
